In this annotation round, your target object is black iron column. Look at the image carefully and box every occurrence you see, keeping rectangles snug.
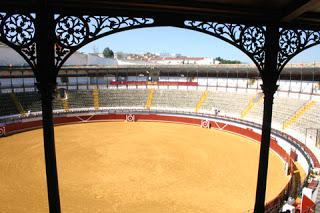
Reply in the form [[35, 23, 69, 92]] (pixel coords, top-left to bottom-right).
[[254, 25, 279, 212], [37, 83, 61, 213], [35, 1, 61, 212]]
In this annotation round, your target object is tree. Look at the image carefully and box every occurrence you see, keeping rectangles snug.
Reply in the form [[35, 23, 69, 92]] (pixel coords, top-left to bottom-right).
[[103, 47, 114, 58], [215, 57, 241, 64]]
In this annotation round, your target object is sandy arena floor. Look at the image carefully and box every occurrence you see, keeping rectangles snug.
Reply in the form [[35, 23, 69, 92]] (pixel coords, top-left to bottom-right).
[[0, 121, 289, 213]]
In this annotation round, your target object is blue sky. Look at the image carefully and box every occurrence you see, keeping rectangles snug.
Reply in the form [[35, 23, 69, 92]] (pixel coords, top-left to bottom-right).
[[80, 27, 320, 64]]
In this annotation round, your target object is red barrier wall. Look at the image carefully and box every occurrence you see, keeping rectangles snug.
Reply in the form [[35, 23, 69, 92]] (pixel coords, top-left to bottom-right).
[[1, 113, 308, 165], [110, 81, 198, 86]]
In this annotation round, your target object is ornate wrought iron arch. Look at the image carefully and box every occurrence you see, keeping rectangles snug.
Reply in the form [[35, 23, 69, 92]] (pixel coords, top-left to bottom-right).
[[184, 20, 266, 72], [54, 16, 320, 76], [53, 15, 156, 73], [53, 15, 268, 73], [0, 12, 320, 83], [0, 13, 37, 73], [278, 28, 320, 71]]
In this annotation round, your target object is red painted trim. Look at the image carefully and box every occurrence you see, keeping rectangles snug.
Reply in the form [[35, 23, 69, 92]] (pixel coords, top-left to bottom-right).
[[110, 81, 198, 86], [2, 113, 311, 166], [301, 195, 315, 212]]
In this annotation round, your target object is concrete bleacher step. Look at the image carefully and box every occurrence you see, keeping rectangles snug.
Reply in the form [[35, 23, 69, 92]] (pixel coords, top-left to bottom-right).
[[240, 93, 263, 118], [195, 90, 208, 113], [145, 89, 155, 109], [92, 88, 100, 110], [9, 92, 26, 116], [283, 100, 317, 129]]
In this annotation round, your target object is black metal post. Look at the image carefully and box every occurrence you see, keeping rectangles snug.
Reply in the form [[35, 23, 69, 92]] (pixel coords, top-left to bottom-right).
[[38, 84, 61, 213], [254, 24, 279, 213], [35, 1, 61, 212]]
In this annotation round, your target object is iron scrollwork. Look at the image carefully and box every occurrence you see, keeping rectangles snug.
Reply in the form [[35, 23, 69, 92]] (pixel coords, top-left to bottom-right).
[[1, 12, 319, 76], [184, 20, 266, 71], [54, 15, 154, 70], [278, 29, 320, 71], [0, 13, 36, 70]]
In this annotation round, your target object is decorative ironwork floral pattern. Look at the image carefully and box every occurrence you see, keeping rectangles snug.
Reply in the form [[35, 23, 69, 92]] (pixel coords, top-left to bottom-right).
[[54, 15, 154, 69], [55, 44, 70, 67], [242, 27, 265, 54], [3, 14, 35, 46], [84, 16, 154, 38], [21, 43, 37, 67], [278, 29, 320, 71], [184, 20, 266, 71], [0, 13, 5, 28], [1, 11, 320, 77], [0, 13, 36, 70], [55, 16, 87, 47]]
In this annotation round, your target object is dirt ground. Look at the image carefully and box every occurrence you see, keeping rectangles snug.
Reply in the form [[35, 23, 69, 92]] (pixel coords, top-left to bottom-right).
[[0, 121, 289, 213]]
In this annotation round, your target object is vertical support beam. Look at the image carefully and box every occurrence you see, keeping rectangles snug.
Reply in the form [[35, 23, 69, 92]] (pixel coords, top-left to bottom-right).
[[254, 24, 279, 213], [35, 1, 61, 212], [38, 84, 61, 213]]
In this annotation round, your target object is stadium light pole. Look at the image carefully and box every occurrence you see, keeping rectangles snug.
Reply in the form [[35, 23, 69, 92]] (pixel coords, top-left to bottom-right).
[[35, 1, 61, 212], [254, 24, 280, 213]]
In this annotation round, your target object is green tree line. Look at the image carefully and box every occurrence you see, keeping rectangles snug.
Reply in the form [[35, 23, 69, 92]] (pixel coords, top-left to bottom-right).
[[215, 57, 241, 64]]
